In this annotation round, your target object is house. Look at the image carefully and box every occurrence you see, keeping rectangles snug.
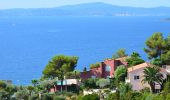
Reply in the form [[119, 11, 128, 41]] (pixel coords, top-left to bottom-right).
[[80, 57, 128, 79], [50, 79, 81, 92], [126, 62, 167, 92]]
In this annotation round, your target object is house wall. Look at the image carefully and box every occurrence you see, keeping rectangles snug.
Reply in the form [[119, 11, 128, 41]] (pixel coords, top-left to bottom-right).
[[128, 67, 167, 91], [128, 68, 150, 91], [104, 59, 116, 78], [80, 58, 127, 79]]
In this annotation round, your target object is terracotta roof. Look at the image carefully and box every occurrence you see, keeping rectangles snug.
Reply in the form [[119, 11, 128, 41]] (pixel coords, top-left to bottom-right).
[[128, 62, 150, 73], [115, 56, 128, 62]]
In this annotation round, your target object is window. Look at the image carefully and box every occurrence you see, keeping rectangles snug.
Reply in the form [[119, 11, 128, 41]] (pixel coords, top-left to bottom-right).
[[134, 75, 140, 80], [105, 65, 111, 71]]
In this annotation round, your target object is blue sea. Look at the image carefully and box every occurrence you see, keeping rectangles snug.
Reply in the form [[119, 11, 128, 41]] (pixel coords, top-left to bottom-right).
[[0, 16, 169, 85]]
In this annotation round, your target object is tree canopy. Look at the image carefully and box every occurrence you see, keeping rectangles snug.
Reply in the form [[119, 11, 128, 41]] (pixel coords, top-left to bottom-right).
[[43, 55, 78, 79], [126, 52, 145, 67], [114, 65, 127, 82], [112, 48, 127, 59], [144, 33, 170, 66], [144, 32, 167, 59]]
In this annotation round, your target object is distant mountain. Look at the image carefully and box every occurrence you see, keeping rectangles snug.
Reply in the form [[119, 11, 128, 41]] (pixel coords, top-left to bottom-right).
[[0, 2, 170, 16]]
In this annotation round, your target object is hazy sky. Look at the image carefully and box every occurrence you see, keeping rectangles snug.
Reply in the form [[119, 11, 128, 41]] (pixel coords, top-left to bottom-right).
[[0, 0, 170, 9]]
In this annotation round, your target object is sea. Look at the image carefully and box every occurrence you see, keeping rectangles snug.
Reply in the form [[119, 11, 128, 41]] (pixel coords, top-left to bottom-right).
[[0, 16, 169, 85]]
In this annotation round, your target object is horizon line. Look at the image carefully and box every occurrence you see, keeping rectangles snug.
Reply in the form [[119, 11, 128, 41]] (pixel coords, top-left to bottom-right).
[[0, 2, 170, 10]]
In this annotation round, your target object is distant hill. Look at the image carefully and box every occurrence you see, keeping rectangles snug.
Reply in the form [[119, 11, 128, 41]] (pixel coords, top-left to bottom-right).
[[0, 2, 170, 16]]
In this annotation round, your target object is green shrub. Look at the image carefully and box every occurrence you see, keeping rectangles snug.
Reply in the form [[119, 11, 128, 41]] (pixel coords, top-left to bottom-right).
[[90, 63, 100, 69], [82, 78, 99, 89], [153, 94, 164, 100], [96, 79, 110, 88], [79, 94, 99, 100], [107, 92, 119, 100], [166, 93, 170, 100], [29, 94, 38, 100], [140, 87, 150, 93], [42, 93, 53, 100], [0, 81, 7, 89], [54, 96, 66, 100]]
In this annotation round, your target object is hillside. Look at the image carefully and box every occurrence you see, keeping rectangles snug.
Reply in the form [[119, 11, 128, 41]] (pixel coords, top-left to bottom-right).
[[0, 2, 170, 16]]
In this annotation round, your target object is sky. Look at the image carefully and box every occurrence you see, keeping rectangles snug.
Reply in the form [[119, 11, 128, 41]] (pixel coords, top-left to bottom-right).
[[0, 0, 170, 9]]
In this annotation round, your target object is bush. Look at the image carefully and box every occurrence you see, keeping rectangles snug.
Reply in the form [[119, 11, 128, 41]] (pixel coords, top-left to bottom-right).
[[0, 81, 7, 89], [96, 79, 110, 88], [163, 82, 170, 94], [152, 94, 164, 100], [114, 65, 127, 82], [107, 92, 119, 100], [80, 94, 99, 100], [29, 94, 38, 100], [166, 93, 170, 100], [42, 93, 53, 100], [140, 87, 150, 93], [83, 78, 99, 89], [90, 63, 100, 69], [124, 91, 142, 100], [54, 96, 66, 100]]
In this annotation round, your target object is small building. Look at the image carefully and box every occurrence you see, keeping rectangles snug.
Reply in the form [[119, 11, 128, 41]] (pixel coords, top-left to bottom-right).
[[1, 80, 12, 84], [80, 57, 128, 79], [126, 62, 167, 92], [50, 79, 80, 92]]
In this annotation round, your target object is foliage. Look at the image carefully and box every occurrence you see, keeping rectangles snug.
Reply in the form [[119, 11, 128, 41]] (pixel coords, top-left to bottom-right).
[[162, 82, 170, 98], [82, 78, 99, 89], [96, 78, 110, 88], [166, 93, 170, 100], [124, 91, 142, 100], [65, 70, 80, 79], [142, 66, 163, 93], [118, 83, 132, 98], [112, 48, 128, 59], [42, 93, 53, 100], [28, 94, 38, 100], [144, 33, 170, 66], [90, 62, 100, 69], [14, 88, 29, 100], [144, 32, 167, 59], [140, 93, 155, 100], [151, 58, 163, 66], [140, 87, 151, 93], [79, 94, 99, 100], [161, 51, 170, 65], [43, 55, 78, 79], [126, 52, 144, 67], [0, 81, 7, 89], [31, 79, 39, 87], [107, 92, 119, 100], [114, 65, 127, 82], [53, 96, 66, 100]]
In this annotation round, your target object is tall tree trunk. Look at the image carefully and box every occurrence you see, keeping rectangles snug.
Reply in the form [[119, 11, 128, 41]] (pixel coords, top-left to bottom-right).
[[60, 71, 64, 92]]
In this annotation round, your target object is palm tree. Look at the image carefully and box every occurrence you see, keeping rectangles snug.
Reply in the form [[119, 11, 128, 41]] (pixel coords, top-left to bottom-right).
[[142, 66, 164, 93]]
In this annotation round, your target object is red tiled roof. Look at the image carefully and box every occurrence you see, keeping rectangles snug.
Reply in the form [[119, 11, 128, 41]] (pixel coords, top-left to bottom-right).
[[128, 62, 150, 73]]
